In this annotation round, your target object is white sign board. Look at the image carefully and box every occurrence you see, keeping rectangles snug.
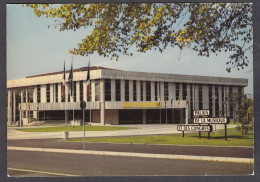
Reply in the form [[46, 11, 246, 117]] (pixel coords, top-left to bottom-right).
[[194, 117, 228, 124], [177, 125, 212, 132], [193, 110, 210, 116]]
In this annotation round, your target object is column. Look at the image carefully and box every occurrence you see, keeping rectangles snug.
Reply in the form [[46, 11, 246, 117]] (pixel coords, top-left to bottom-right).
[[25, 89, 28, 117], [151, 81, 155, 101], [185, 108, 188, 124], [142, 109, 146, 124], [91, 80, 95, 102], [160, 82, 164, 101], [33, 87, 37, 119], [202, 85, 209, 110], [13, 91, 16, 122], [7, 90, 11, 123], [50, 84, 54, 102], [20, 90, 23, 124], [179, 83, 183, 101], [120, 80, 125, 102], [129, 80, 133, 101], [41, 85, 46, 103], [100, 79, 105, 125], [136, 80, 141, 101], [111, 79, 116, 101], [143, 81, 146, 101]]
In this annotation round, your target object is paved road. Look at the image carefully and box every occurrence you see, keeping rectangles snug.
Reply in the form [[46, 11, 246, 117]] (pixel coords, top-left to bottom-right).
[[7, 124, 236, 140], [7, 138, 253, 158], [7, 150, 253, 176]]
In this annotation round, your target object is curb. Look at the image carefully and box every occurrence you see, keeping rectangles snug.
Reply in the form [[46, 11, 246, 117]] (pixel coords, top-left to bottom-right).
[[7, 146, 254, 164]]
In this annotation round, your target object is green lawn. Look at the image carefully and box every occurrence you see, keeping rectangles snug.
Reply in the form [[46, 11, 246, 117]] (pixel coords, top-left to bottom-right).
[[68, 129, 254, 147], [17, 126, 137, 132]]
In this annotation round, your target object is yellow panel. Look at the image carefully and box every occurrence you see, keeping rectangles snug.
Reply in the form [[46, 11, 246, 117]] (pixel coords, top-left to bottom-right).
[[122, 102, 162, 108]]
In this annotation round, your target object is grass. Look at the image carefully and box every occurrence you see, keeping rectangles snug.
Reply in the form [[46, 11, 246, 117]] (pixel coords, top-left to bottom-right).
[[17, 126, 137, 132], [67, 129, 254, 147]]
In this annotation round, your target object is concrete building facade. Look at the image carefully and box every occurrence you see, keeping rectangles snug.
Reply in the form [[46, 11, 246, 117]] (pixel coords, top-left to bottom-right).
[[7, 66, 248, 125]]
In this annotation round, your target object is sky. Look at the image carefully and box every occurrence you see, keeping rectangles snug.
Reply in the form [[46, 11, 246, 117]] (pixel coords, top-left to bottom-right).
[[6, 4, 253, 95]]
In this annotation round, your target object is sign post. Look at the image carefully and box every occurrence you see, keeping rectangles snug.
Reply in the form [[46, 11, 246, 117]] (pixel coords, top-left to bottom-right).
[[80, 101, 86, 149], [177, 124, 213, 138]]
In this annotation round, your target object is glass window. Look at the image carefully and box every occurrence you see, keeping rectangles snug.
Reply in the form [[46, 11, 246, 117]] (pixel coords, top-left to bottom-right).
[[164, 82, 168, 101], [80, 81, 83, 101], [182, 83, 187, 100], [190, 85, 193, 117], [73, 81, 76, 102], [199, 84, 203, 110], [209, 85, 213, 116], [37, 85, 41, 103], [105, 79, 111, 101], [146, 81, 151, 101], [116, 79, 121, 101], [125, 80, 129, 101], [140, 81, 143, 101], [95, 79, 100, 101], [155, 82, 158, 101], [176, 83, 180, 100], [87, 80, 92, 102], [215, 85, 219, 117], [46, 84, 50, 103], [133, 80, 137, 101], [55, 83, 58, 102]]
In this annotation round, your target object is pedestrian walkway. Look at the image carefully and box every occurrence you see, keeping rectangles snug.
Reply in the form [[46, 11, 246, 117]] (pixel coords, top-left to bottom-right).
[[7, 124, 236, 140]]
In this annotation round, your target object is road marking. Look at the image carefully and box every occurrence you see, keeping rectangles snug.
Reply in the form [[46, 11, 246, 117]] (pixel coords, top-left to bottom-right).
[[8, 167, 80, 176], [8, 146, 254, 164]]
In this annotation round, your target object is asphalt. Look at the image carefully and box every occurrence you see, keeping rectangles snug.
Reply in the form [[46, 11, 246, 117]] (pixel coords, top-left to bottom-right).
[[7, 138, 253, 159]]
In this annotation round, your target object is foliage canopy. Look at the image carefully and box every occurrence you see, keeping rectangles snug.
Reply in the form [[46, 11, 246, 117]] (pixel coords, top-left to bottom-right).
[[25, 3, 252, 72]]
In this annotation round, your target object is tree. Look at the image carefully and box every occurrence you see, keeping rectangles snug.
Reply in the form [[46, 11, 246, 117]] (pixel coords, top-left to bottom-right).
[[225, 93, 253, 135], [24, 3, 252, 72]]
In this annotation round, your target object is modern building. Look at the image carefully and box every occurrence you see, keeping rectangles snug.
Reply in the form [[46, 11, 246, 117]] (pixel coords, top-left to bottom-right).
[[7, 66, 248, 125]]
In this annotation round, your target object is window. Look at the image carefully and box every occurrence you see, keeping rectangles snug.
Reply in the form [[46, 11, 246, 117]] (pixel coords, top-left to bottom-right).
[[125, 80, 129, 101], [80, 81, 83, 101], [46, 84, 50, 103], [215, 86, 219, 117], [55, 83, 58, 102], [209, 85, 213, 117], [87, 81, 92, 102], [37, 85, 41, 103], [164, 82, 169, 101], [15, 92, 21, 121], [146, 81, 151, 101], [95, 79, 100, 101], [23, 91, 26, 103], [155, 82, 158, 101], [105, 79, 111, 101], [133, 80, 137, 101], [182, 83, 187, 100], [229, 87, 233, 119], [61, 84, 65, 102], [140, 81, 143, 101], [190, 85, 193, 117], [199, 84, 203, 110], [116, 79, 121, 101], [73, 81, 76, 102], [176, 83, 180, 100], [222, 86, 225, 116]]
